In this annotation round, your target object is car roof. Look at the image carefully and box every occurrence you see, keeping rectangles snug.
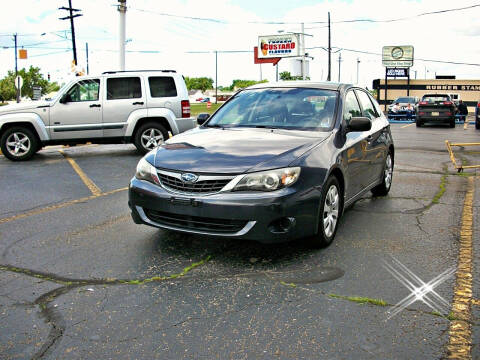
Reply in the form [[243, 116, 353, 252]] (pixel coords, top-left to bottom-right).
[[245, 81, 353, 92]]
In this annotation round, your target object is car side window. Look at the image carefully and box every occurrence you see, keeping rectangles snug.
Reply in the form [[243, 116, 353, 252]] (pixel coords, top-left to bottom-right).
[[356, 90, 379, 120], [343, 90, 362, 124], [149, 77, 177, 97], [66, 79, 100, 102], [107, 77, 142, 100]]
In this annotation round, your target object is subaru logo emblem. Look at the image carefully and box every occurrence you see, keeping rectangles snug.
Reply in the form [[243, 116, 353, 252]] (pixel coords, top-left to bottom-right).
[[181, 173, 198, 183]]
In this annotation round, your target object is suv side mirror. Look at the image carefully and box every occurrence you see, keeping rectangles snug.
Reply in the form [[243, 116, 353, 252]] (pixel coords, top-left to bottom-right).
[[197, 113, 210, 125], [60, 94, 72, 104], [347, 117, 371, 132]]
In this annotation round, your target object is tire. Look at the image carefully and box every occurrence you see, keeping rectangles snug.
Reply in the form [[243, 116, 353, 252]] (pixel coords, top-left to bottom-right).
[[310, 176, 343, 248], [133, 122, 168, 155], [371, 151, 394, 196], [0, 126, 38, 161], [449, 118, 455, 128], [475, 120, 479, 130], [416, 118, 422, 127]]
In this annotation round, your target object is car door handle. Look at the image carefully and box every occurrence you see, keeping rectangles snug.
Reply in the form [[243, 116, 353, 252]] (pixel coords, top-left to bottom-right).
[[133, 101, 144, 105], [89, 104, 101, 108]]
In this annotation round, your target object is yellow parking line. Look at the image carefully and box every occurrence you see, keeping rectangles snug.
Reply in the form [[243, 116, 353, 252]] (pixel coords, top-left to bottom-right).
[[447, 176, 475, 359], [401, 123, 415, 129], [59, 150, 102, 196], [0, 187, 128, 225]]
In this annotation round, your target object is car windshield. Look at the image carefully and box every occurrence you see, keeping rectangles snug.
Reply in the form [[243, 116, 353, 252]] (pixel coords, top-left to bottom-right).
[[422, 95, 450, 103], [206, 88, 338, 131], [396, 97, 415, 103]]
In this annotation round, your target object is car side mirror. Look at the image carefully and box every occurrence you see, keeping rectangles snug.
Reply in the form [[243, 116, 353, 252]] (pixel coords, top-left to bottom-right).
[[197, 113, 210, 125], [347, 117, 371, 132], [60, 94, 72, 104]]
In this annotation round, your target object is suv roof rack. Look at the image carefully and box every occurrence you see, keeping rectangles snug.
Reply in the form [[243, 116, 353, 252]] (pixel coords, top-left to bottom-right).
[[102, 70, 177, 74]]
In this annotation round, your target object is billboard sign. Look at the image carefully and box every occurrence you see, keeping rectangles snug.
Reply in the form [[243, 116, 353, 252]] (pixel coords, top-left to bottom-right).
[[258, 34, 300, 58], [382, 45, 414, 68]]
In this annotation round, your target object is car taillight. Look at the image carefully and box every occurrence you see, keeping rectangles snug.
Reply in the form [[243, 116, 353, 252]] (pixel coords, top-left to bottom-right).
[[181, 100, 190, 118], [419, 112, 425, 115], [443, 101, 453, 105], [477, 102, 480, 108], [419, 101, 428, 105], [446, 112, 452, 116]]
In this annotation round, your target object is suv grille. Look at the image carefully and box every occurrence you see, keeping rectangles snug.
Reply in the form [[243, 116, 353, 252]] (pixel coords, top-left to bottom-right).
[[157, 171, 233, 194], [144, 209, 247, 234]]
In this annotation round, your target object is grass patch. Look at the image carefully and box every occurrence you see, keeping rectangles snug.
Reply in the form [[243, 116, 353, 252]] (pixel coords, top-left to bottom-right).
[[328, 293, 388, 306], [432, 174, 447, 204], [190, 103, 222, 117]]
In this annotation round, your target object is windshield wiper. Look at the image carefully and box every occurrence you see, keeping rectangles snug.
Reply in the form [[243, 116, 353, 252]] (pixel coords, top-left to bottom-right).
[[206, 124, 224, 128]]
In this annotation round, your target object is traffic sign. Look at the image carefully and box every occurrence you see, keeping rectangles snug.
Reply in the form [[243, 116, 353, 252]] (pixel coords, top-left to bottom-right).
[[15, 75, 23, 89]]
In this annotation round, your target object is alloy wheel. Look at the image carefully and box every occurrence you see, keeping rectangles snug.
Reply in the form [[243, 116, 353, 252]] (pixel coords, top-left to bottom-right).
[[140, 128, 164, 150], [323, 184, 339, 238], [384, 154, 393, 189], [6, 132, 31, 157]]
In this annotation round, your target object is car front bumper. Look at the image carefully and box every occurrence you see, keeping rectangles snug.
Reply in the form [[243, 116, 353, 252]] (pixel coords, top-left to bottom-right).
[[128, 177, 321, 243]]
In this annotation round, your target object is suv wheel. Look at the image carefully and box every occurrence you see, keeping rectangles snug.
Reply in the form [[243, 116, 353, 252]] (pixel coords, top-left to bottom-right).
[[134, 122, 168, 154], [476, 119, 480, 130], [0, 126, 38, 161], [449, 118, 455, 128], [416, 118, 423, 127]]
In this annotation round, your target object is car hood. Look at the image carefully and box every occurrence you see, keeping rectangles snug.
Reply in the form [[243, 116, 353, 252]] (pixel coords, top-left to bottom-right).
[[0, 101, 51, 114], [154, 127, 329, 174]]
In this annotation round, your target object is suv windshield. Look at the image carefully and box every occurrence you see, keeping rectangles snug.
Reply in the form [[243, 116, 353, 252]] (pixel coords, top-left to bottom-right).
[[206, 88, 338, 131]]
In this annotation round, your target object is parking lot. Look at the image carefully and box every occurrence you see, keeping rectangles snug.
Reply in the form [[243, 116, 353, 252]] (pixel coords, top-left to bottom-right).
[[1, 123, 479, 359]]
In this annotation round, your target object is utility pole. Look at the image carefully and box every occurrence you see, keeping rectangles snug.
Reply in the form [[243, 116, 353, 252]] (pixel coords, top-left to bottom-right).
[[14, 33, 20, 103], [86, 42, 89, 75], [301, 22, 306, 80], [118, 0, 127, 70], [356, 58, 360, 84], [215, 50, 218, 104], [327, 12, 331, 81], [59, 0, 82, 67], [338, 52, 342, 82]]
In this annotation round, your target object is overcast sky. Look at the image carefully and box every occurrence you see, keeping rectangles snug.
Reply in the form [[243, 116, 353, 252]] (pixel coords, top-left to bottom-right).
[[1, 0, 479, 88]]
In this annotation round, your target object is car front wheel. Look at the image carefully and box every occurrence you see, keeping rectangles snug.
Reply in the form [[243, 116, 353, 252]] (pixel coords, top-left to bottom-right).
[[0, 126, 38, 161], [371, 152, 393, 196], [311, 176, 343, 248], [134, 122, 168, 154]]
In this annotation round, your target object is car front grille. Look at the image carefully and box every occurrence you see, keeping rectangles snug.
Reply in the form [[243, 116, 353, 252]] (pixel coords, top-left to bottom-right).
[[144, 209, 248, 234], [157, 170, 234, 195]]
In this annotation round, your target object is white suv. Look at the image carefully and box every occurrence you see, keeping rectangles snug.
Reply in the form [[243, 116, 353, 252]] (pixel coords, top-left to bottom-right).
[[0, 70, 196, 161]]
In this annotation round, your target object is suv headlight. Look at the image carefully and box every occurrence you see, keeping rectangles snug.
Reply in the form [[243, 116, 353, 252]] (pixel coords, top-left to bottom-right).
[[232, 167, 300, 192], [135, 157, 160, 184]]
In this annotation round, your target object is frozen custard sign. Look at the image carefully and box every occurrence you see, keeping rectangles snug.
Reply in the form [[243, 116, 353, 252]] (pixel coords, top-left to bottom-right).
[[258, 34, 301, 58]]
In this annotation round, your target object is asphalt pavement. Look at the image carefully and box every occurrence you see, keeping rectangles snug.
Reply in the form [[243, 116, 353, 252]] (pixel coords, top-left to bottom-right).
[[0, 122, 479, 359]]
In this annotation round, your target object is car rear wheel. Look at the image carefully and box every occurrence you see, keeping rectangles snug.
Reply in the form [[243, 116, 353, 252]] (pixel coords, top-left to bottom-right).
[[416, 119, 423, 127], [371, 152, 393, 196], [310, 176, 343, 248], [134, 122, 168, 155], [449, 118, 455, 128], [0, 126, 38, 161], [475, 119, 479, 130]]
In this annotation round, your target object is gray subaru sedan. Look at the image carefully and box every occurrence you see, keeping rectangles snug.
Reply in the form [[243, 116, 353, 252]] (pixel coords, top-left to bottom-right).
[[128, 82, 394, 247]]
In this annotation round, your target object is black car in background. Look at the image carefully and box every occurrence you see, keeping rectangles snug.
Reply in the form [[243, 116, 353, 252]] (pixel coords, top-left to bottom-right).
[[416, 94, 457, 127], [129, 82, 394, 247]]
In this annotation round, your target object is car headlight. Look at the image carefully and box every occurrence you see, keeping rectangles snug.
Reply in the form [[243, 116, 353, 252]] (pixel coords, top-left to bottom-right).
[[232, 167, 301, 192], [135, 157, 160, 184]]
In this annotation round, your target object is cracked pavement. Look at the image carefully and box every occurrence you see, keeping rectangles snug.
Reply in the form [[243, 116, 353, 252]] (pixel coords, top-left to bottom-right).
[[0, 125, 479, 359]]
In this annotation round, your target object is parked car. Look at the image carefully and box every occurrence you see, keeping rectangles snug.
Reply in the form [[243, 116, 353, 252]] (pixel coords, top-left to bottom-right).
[[200, 97, 210, 103], [476, 101, 480, 130], [129, 82, 394, 247], [416, 94, 457, 127], [0, 70, 196, 161], [387, 96, 419, 116]]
